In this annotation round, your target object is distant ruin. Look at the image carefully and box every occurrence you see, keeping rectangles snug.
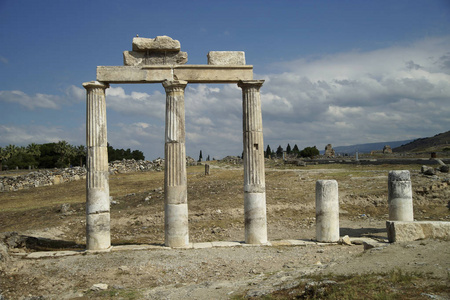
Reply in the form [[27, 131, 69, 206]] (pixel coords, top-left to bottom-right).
[[324, 144, 335, 157]]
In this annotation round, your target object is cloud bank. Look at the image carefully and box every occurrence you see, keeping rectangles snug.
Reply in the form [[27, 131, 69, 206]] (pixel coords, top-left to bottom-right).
[[1, 36, 449, 159]]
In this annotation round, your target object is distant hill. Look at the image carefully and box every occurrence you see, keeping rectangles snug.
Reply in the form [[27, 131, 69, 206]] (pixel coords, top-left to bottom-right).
[[325, 139, 414, 155], [392, 131, 450, 153]]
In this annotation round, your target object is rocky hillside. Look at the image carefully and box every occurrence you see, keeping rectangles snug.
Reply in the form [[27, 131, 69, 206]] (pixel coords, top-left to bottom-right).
[[393, 131, 450, 153]]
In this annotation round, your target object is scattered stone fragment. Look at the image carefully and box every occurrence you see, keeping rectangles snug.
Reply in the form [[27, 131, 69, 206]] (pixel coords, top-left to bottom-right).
[[339, 235, 352, 245], [363, 240, 387, 250], [439, 165, 449, 173], [60, 203, 71, 215], [91, 283, 108, 291], [421, 165, 436, 176]]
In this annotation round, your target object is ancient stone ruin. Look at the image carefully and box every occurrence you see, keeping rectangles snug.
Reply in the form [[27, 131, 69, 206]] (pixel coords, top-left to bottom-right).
[[83, 36, 266, 250], [324, 144, 335, 157], [383, 145, 393, 154]]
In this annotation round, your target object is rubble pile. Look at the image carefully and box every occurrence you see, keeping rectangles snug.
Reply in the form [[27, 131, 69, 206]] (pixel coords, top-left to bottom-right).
[[108, 158, 163, 174]]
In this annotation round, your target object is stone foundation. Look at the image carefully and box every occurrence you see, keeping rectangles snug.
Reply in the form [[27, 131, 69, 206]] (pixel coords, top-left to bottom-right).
[[386, 221, 450, 242]]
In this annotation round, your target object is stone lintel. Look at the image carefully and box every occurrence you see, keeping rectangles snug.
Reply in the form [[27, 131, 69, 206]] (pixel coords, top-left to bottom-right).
[[386, 221, 450, 243], [97, 65, 253, 83]]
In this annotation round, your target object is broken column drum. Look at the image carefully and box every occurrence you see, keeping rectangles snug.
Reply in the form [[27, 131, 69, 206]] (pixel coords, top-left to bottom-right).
[[83, 81, 111, 250], [163, 80, 189, 247], [315, 180, 339, 242], [388, 170, 414, 221], [239, 80, 268, 244]]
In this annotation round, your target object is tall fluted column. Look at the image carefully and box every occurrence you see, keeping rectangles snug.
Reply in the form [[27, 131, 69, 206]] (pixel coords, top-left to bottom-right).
[[163, 80, 189, 247], [238, 80, 267, 244], [83, 81, 110, 250]]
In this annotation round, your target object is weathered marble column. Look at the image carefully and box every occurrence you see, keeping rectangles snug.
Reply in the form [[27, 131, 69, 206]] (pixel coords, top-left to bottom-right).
[[238, 80, 267, 244], [83, 81, 110, 250], [316, 180, 340, 242], [163, 80, 189, 247], [388, 170, 414, 221]]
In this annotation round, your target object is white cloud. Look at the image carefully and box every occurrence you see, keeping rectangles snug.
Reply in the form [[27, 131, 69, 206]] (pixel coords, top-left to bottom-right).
[[2, 36, 449, 159], [105, 87, 166, 120], [65, 85, 85, 102], [0, 124, 71, 146], [258, 36, 450, 150], [0, 85, 85, 110], [0, 90, 61, 110]]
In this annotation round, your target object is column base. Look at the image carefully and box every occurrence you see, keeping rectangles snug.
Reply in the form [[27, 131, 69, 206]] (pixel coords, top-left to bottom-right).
[[244, 192, 267, 244], [86, 212, 111, 250], [165, 203, 189, 247]]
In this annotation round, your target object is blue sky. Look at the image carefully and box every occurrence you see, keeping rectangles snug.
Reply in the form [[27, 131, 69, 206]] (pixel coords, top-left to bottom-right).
[[1, 0, 449, 160]]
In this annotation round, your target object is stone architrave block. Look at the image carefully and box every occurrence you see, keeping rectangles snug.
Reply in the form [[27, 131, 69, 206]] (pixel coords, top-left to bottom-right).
[[123, 51, 188, 66], [208, 51, 246, 65], [132, 36, 181, 52], [386, 221, 450, 242]]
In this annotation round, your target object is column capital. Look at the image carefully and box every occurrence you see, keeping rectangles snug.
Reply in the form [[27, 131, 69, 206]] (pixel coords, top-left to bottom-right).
[[82, 81, 109, 90], [162, 80, 188, 92], [238, 80, 264, 90]]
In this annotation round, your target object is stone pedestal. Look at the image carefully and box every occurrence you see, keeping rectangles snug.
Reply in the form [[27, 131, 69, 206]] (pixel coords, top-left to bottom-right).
[[238, 80, 267, 244], [83, 81, 111, 250], [163, 80, 189, 247], [388, 170, 413, 221], [316, 180, 339, 242]]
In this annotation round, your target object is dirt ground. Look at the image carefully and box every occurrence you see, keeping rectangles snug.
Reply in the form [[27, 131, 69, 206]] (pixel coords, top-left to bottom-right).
[[0, 161, 449, 299]]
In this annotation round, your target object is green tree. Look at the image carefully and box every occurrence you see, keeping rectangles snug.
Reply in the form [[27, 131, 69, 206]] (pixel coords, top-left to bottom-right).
[[299, 146, 319, 158], [286, 143, 292, 154], [292, 144, 300, 157], [38, 143, 59, 168], [0, 146, 12, 172], [55, 140, 76, 167], [75, 145, 86, 167], [26, 143, 41, 157], [107, 143, 145, 162], [3, 145, 19, 169], [265, 145, 272, 158], [131, 149, 145, 160], [206, 155, 210, 161], [276, 145, 283, 158], [198, 150, 203, 162]]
